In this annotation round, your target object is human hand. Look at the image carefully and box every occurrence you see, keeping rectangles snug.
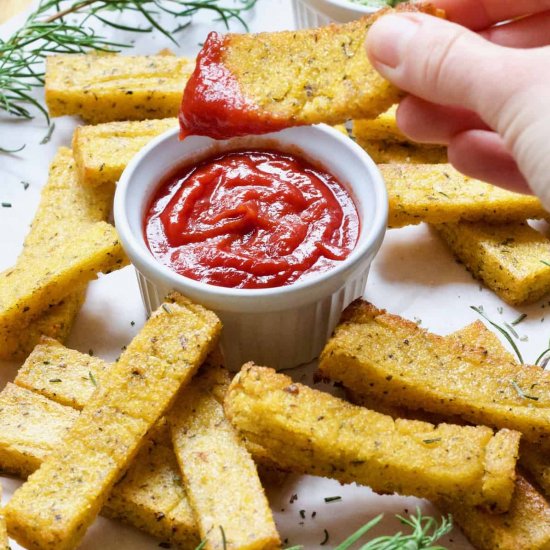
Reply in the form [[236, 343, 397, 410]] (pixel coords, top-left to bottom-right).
[[365, 1, 550, 207]]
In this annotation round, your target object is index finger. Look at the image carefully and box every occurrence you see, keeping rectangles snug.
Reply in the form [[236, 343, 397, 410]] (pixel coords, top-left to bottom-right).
[[433, 0, 550, 30]]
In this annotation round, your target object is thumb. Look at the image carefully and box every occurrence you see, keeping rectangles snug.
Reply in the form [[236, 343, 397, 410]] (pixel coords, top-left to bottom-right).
[[365, 13, 550, 208], [365, 13, 526, 131]]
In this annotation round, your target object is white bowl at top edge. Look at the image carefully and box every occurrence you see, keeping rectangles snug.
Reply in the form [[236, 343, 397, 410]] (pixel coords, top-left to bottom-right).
[[292, 0, 382, 28], [114, 124, 387, 371]]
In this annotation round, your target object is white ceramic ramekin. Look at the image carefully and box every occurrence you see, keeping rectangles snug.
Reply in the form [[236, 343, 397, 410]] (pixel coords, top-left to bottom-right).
[[114, 125, 387, 371], [292, 0, 379, 28]]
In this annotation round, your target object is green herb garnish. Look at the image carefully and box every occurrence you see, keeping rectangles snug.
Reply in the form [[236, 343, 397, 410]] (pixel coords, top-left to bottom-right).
[[511, 380, 539, 401], [0, 0, 258, 149], [275, 509, 453, 550], [324, 496, 342, 503], [40, 122, 56, 144], [470, 306, 524, 363], [511, 313, 527, 326], [89, 371, 98, 387]]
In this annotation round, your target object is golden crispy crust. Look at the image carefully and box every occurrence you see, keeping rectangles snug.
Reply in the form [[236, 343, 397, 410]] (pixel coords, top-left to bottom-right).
[[0, 483, 7, 550], [45, 55, 194, 123], [436, 221, 550, 305], [72, 118, 177, 187], [355, 137, 448, 164], [439, 474, 550, 550], [169, 365, 280, 550], [345, 320, 550, 550], [5, 295, 221, 550], [225, 364, 518, 511], [182, 4, 442, 137], [320, 300, 550, 446], [0, 221, 128, 335], [381, 164, 548, 228], [520, 442, 550, 500], [0, 148, 114, 360]]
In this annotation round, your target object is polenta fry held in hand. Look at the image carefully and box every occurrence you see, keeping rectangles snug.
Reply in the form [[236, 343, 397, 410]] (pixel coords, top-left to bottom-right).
[[179, 4, 442, 139], [5, 295, 221, 550], [225, 364, 520, 511], [320, 300, 550, 445]]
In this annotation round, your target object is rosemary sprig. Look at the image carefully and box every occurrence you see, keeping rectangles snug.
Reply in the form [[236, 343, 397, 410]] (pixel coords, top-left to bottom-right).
[[470, 306, 524, 364], [534, 338, 550, 370], [282, 509, 452, 550], [0, 0, 257, 142]]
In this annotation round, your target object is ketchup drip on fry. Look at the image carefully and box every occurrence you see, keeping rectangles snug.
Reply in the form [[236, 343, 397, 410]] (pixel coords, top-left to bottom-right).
[[179, 32, 289, 139], [144, 150, 359, 289]]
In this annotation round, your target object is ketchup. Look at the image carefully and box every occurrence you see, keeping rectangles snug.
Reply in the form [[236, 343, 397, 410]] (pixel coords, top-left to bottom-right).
[[144, 150, 359, 289], [179, 32, 288, 140]]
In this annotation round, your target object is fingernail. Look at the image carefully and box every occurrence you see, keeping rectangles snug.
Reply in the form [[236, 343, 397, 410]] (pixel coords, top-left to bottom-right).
[[366, 14, 420, 69]]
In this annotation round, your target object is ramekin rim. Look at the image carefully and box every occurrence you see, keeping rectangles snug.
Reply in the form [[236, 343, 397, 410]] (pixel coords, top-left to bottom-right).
[[114, 124, 387, 300], [294, 0, 379, 14]]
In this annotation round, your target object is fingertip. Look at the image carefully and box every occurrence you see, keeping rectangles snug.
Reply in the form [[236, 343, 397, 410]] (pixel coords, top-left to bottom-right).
[[448, 130, 532, 194]]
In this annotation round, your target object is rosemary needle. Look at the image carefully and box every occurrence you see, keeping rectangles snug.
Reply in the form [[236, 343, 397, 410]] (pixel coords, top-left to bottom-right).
[[279, 509, 452, 550], [470, 306, 524, 364]]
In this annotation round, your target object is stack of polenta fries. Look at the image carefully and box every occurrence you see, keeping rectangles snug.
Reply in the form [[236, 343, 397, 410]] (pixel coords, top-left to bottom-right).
[[0, 43, 549, 550]]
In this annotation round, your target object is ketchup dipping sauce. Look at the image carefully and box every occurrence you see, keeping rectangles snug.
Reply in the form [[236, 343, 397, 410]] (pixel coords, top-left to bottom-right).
[[144, 149, 360, 289]]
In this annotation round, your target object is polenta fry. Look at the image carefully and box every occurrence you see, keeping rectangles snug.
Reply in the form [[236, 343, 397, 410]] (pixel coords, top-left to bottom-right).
[[180, 4, 442, 138], [0, 147, 114, 360], [351, 107, 448, 163], [5, 295, 221, 550], [354, 106, 406, 143], [319, 300, 550, 445], [436, 221, 550, 305], [0, 382, 200, 548], [72, 118, 177, 187], [354, 138, 448, 164], [225, 364, 520, 511], [519, 443, 550, 499], [439, 474, 550, 550], [0, 290, 86, 362], [343, 321, 550, 549], [0, 483, 7, 550], [45, 55, 194, 123], [169, 363, 279, 550], [0, 221, 128, 334], [15, 336, 110, 410], [0, 383, 78, 478], [382, 164, 548, 228]]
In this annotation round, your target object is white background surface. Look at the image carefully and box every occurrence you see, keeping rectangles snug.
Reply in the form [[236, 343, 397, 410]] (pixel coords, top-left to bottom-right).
[[1, 1, 548, 548]]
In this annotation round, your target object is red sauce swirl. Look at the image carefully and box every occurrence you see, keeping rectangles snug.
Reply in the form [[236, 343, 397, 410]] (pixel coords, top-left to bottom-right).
[[144, 149, 359, 289]]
